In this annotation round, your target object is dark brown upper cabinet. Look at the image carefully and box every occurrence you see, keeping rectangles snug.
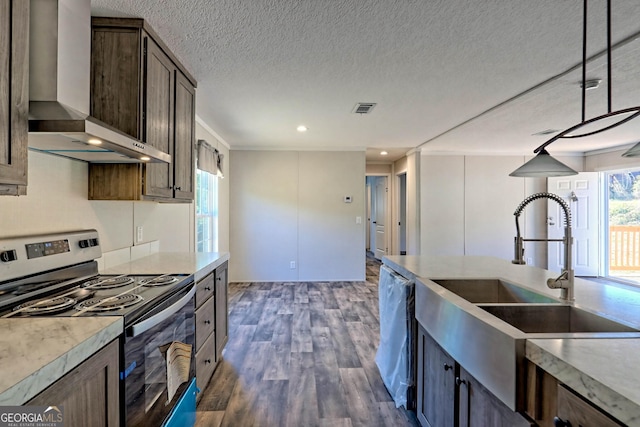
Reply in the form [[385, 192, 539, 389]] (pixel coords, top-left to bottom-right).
[[89, 18, 196, 202], [0, 0, 29, 196]]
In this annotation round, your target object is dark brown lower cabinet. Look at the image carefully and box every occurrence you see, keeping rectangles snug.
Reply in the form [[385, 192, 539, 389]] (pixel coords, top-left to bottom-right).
[[417, 325, 531, 427], [214, 261, 228, 359], [195, 261, 229, 401], [458, 366, 531, 427], [417, 326, 456, 427], [28, 339, 120, 427], [525, 361, 624, 427]]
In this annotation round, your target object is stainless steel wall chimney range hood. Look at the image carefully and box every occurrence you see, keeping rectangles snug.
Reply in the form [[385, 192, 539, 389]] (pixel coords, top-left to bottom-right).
[[27, 0, 170, 164]]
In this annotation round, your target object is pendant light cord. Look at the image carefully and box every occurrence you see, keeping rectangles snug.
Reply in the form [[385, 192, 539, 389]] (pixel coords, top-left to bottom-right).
[[581, 0, 587, 123], [607, 0, 612, 113]]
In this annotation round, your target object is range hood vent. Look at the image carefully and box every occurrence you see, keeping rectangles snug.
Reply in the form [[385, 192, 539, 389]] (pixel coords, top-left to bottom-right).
[[27, 0, 170, 164]]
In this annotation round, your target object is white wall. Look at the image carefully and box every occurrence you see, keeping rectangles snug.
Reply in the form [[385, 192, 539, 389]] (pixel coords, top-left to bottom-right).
[[421, 156, 465, 256], [585, 147, 640, 172], [229, 150, 366, 282], [0, 151, 193, 258], [0, 114, 237, 266], [419, 153, 584, 267]]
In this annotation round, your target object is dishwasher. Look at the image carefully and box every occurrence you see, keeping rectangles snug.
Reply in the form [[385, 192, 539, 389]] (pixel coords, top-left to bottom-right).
[[375, 264, 415, 409]]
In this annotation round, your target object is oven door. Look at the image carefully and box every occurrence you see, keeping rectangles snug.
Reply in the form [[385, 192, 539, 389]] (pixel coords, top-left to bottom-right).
[[122, 282, 196, 427]]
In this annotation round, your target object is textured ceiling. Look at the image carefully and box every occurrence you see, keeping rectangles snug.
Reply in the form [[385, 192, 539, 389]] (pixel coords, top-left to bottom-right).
[[91, 0, 640, 159]]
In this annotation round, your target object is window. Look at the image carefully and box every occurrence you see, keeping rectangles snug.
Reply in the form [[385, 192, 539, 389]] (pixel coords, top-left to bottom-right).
[[606, 169, 640, 283], [195, 169, 218, 252]]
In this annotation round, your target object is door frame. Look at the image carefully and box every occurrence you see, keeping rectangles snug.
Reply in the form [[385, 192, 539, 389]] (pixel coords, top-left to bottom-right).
[[366, 173, 392, 258], [396, 172, 407, 255]]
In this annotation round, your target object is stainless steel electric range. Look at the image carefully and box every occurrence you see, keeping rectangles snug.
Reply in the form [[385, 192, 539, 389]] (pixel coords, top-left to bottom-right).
[[0, 230, 196, 427]]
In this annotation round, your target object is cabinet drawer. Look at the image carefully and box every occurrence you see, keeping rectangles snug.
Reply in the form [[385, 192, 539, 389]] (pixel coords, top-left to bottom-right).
[[557, 384, 623, 427], [196, 332, 216, 397], [196, 273, 214, 309], [195, 295, 215, 351]]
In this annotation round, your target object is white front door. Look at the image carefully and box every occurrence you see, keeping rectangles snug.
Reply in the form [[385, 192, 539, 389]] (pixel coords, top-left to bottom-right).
[[547, 173, 599, 276], [374, 176, 388, 260]]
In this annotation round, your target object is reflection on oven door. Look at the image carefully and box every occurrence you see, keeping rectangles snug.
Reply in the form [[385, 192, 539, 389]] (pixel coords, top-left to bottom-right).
[[124, 286, 195, 427]]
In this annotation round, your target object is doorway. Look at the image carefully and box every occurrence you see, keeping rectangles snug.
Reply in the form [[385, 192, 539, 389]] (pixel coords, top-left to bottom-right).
[[366, 175, 390, 260], [605, 169, 640, 284], [548, 173, 599, 276]]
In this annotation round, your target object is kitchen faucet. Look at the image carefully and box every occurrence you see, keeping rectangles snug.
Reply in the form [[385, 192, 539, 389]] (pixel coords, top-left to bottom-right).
[[512, 192, 574, 301]]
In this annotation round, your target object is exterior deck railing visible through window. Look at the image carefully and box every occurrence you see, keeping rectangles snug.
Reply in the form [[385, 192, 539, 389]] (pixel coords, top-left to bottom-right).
[[610, 225, 640, 271]]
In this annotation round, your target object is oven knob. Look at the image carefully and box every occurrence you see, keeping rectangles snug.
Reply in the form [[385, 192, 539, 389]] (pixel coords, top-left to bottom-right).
[[0, 250, 17, 262], [79, 238, 99, 248]]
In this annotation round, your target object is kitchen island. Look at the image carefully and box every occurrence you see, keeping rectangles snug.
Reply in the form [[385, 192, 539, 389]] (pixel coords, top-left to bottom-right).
[[384, 255, 640, 426]]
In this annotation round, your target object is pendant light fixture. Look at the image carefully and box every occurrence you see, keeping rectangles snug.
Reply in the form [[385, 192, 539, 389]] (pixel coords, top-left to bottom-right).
[[510, 0, 640, 177]]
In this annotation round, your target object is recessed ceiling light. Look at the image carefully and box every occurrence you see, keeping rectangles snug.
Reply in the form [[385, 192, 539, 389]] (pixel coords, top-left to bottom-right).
[[140, 156, 150, 161], [297, 125, 308, 132], [87, 138, 102, 145], [380, 151, 388, 156]]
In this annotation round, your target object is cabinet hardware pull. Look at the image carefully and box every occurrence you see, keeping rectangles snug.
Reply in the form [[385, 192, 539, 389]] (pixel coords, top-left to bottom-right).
[[552, 417, 571, 427], [204, 320, 211, 324], [455, 377, 467, 387], [443, 363, 453, 371], [204, 286, 211, 291], [205, 359, 211, 364]]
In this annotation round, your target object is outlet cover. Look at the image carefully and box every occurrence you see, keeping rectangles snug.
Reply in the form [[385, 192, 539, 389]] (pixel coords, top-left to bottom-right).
[[136, 226, 143, 242], [290, 261, 296, 269]]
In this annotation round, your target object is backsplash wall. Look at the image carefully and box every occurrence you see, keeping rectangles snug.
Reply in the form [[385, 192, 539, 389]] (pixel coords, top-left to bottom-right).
[[0, 150, 193, 254]]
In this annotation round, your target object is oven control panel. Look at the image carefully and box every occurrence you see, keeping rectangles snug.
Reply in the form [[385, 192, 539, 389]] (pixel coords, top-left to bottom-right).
[[25, 239, 71, 259], [0, 230, 102, 282]]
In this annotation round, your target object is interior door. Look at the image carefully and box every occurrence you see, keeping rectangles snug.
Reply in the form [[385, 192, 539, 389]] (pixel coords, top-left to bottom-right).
[[374, 176, 388, 260], [547, 173, 599, 276]]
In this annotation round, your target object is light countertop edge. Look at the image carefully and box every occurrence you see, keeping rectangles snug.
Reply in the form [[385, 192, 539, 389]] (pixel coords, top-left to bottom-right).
[[102, 251, 230, 281], [527, 339, 640, 426], [0, 317, 123, 405]]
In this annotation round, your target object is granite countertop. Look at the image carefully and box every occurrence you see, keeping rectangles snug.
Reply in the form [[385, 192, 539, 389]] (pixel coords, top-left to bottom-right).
[[527, 338, 640, 425], [102, 251, 230, 282], [383, 255, 640, 424], [0, 317, 122, 405]]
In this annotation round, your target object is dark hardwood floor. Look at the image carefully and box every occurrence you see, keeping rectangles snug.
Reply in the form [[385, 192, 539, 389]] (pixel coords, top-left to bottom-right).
[[196, 254, 419, 427]]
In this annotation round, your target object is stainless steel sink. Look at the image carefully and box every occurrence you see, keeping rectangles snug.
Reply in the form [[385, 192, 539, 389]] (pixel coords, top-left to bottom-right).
[[416, 278, 640, 412], [432, 278, 559, 303], [479, 304, 639, 333]]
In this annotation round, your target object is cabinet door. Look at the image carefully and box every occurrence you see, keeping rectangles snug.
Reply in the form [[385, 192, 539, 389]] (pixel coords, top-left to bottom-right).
[[215, 263, 228, 359], [417, 326, 456, 427], [0, 0, 28, 192], [143, 35, 174, 199], [28, 340, 120, 427], [173, 71, 195, 200], [91, 26, 141, 138], [556, 384, 623, 427], [459, 366, 531, 427]]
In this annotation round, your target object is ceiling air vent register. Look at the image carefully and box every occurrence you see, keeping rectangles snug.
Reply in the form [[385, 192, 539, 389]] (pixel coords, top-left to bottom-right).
[[352, 103, 377, 114]]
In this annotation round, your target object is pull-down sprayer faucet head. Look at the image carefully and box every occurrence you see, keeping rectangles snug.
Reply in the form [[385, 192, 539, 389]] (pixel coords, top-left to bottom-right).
[[512, 192, 574, 301]]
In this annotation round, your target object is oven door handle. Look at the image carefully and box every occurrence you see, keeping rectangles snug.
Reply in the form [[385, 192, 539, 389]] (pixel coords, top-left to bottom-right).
[[130, 284, 196, 337]]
